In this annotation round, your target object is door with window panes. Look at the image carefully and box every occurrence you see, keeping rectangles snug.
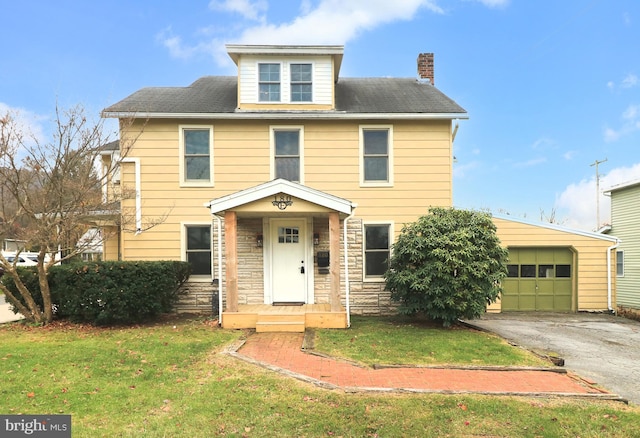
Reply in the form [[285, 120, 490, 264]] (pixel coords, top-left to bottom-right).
[[502, 247, 573, 311], [270, 219, 307, 303]]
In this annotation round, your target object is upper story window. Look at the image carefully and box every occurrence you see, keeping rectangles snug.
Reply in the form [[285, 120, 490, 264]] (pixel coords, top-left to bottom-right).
[[290, 63, 312, 102], [360, 125, 393, 186], [272, 127, 303, 183], [180, 125, 213, 187], [259, 63, 281, 102]]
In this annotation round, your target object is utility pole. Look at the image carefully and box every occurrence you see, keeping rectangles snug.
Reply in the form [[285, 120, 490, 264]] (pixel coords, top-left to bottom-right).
[[590, 158, 607, 230]]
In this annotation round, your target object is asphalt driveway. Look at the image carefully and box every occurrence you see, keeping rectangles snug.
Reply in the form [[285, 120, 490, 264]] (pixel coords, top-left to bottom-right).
[[465, 312, 640, 404]]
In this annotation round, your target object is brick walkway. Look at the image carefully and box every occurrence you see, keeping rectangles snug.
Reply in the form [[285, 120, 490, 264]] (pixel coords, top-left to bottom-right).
[[232, 332, 612, 397]]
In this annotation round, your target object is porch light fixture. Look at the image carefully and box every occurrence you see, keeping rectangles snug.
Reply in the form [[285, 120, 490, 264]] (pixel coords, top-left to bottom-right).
[[256, 233, 263, 247], [272, 194, 293, 210], [313, 233, 320, 245]]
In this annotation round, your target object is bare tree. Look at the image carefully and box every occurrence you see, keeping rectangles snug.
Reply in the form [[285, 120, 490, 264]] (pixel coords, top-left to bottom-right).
[[0, 104, 157, 324], [540, 207, 566, 225]]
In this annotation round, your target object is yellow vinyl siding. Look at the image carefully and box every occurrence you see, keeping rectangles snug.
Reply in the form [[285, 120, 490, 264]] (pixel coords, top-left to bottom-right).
[[116, 118, 452, 260], [493, 217, 615, 312]]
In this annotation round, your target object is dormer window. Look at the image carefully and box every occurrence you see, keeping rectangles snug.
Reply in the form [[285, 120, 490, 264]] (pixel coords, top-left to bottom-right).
[[290, 63, 312, 102], [259, 63, 281, 102]]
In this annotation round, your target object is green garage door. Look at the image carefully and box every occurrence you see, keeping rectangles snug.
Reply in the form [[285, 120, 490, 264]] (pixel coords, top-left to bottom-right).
[[502, 248, 573, 311]]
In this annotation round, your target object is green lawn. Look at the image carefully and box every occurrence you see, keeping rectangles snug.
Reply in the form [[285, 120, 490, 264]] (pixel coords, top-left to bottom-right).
[[313, 315, 549, 367], [0, 315, 639, 437]]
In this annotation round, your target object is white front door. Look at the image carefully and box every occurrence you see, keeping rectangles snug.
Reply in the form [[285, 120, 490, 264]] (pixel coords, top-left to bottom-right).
[[271, 219, 307, 303]]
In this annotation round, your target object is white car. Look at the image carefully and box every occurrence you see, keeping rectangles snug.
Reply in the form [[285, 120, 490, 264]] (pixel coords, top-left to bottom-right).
[[1, 251, 39, 266], [4, 254, 38, 266]]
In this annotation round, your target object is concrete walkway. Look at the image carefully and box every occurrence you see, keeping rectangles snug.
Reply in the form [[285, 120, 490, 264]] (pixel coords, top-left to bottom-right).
[[228, 332, 620, 399]]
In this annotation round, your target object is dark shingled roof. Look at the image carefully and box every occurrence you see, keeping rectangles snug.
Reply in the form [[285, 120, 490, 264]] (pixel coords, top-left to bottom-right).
[[103, 76, 466, 116]]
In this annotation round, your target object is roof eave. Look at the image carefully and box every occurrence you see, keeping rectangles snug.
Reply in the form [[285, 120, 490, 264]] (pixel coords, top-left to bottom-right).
[[102, 111, 469, 120], [492, 213, 620, 243]]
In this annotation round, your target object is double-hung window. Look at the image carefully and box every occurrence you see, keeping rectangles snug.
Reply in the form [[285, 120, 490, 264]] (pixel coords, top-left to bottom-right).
[[272, 127, 303, 183], [364, 223, 392, 279], [180, 126, 213, 186], [185, 225, 211, 277], [290, 63, 312, 102], [361, 126, 393, 186], [259, 63, 281, 102]]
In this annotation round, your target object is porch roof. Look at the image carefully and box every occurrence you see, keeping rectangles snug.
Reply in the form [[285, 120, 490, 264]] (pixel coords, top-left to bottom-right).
[[204, 179, 356, 216]]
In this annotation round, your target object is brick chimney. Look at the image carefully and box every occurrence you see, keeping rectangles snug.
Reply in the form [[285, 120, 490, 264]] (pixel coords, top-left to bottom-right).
[[417, 52, 434, 85]]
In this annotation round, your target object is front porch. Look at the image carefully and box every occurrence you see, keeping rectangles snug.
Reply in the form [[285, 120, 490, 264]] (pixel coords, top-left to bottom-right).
[[222, 304, 348, 332]]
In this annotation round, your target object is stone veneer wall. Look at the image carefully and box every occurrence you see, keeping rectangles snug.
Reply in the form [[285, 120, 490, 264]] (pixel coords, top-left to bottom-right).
[[176, 281, 218, 314], [343, 218, 396, 315], [175, 215, 397, 316]]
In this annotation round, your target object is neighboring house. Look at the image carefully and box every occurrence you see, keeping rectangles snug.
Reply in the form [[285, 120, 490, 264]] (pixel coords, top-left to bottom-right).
[[491, 215, 619, 313], [76, 228, 103, 261], [605, 179, 640, 317], [1, 239, 26, 252], [101, 44, 467, 330]]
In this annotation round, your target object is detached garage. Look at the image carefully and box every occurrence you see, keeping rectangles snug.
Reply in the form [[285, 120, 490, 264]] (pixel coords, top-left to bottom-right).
[[490, 214, 620, 313], [502, 247, 573, 311]]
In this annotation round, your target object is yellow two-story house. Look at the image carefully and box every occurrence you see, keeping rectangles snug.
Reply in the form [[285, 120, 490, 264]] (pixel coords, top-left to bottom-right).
[[101, 44, 466, 330]]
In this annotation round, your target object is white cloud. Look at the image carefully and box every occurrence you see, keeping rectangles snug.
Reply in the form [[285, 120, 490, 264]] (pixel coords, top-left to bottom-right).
[[621, 73, 638, 88], [235, 0, 443, 45], [555, 162, 640, 231], [453, 160, 480, 178], [0, 103, 46, 146], [160, 0, 518, 62], [563, 150, 577, 160], [513, 157, 547, 168], [607, 73, 638, 91], [604, 103, 640, 142], [209, 0, 268, 22], [472, 0, 509, 8]]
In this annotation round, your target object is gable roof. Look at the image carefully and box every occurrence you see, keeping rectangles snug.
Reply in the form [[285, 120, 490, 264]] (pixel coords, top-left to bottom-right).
[[204, 179, 355, 215], [102, 76, 467, 120], [604, 178, 640, 195], [493, 213, 620, 243]]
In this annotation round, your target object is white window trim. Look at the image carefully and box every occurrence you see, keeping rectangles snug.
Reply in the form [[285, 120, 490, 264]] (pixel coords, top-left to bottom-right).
[[359, 125, 394, 187], [270, 125, 305, 184], [181, 222, 213, 282], [179, 125, 214, 188], [616, 250, 625, 277], [258, 62, 282, 103], [288, 61, 314, 104], [362, 221, 394, 282]]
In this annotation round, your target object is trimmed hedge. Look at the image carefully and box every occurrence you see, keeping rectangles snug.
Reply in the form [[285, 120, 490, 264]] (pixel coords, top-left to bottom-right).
[[1, 261, 190, 325]]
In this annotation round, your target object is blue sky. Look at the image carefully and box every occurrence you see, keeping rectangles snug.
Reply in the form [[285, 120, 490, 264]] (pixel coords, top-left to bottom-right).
[[2, 0, 639, 230]]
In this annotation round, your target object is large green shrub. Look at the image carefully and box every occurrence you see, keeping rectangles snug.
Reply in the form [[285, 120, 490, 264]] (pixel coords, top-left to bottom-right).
[[2, 261, 190, 325], [385, 207, 508, 327]]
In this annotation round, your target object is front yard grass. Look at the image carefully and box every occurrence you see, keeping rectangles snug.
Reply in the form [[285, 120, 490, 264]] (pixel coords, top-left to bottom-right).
[[314, 315, 549, 367], [0, 315, 639, 437]]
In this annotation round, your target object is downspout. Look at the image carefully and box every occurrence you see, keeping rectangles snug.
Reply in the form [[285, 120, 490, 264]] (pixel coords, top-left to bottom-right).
[[606, 239, 621, 313], [343, 205, 357, 328], [120, 157, 142, 234], [213, 213, 224, 325]]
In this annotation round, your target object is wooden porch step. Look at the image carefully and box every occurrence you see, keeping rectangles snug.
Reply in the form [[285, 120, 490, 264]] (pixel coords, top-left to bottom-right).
[[255, 313, 306, 333]]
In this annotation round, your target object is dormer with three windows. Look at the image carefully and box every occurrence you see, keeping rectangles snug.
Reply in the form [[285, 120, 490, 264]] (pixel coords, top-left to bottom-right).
[[226, 44, 343, 111]]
